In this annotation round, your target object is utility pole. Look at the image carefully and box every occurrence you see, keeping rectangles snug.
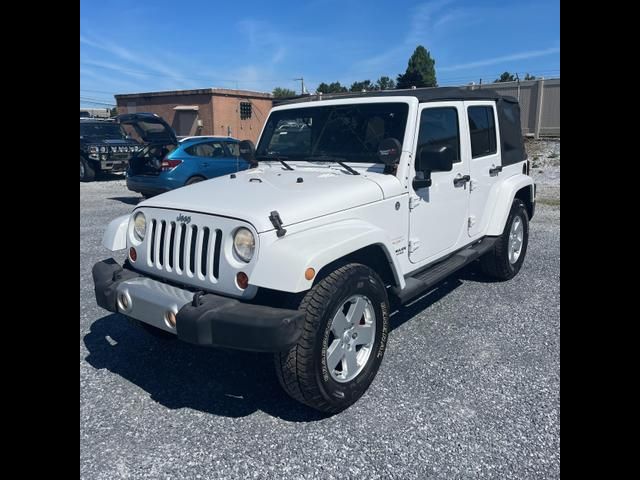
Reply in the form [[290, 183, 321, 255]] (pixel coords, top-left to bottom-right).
[[294, 77, 305, 95]]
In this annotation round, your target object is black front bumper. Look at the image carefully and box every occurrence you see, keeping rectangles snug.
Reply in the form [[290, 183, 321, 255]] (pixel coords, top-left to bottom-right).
[[92, 259, 304, 352]]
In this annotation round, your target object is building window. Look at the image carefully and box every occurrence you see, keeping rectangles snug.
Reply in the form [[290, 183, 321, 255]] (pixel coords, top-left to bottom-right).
[[240, 102, 252, 120]]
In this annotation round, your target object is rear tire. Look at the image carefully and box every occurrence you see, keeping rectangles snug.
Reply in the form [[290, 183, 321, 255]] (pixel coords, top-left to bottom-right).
[[80, 156, 95, 182], [274, 263, 390, 414], [480, 198, 529, 280], [185, 176, 205, 186]]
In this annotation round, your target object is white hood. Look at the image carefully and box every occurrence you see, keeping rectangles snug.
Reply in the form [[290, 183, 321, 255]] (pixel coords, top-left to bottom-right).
[[139, 163, 403, 232]]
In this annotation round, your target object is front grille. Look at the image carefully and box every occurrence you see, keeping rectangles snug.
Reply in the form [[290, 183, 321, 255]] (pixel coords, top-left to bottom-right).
[[110, 153, 130, 161], [148, 218, 222, 281]]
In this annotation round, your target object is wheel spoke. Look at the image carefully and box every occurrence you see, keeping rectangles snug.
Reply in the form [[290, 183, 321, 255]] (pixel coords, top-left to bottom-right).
[[326, 339, 343, 371], [331, 311, 350, 336], [344, 348, 358, 376], [354, 324, 374, 346], [347, 297, 367, 325]]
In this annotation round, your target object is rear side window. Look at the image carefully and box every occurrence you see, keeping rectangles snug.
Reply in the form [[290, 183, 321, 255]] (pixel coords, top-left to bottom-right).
[[417, 107, 461, 163], [185, 142, 226, 158], [468, 106, 497, 158]]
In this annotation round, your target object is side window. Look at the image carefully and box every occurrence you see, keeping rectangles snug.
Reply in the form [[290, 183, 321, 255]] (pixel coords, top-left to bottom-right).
[[417, 107, 460, 163], [225, 142, 240, 157], [468, 106, 497, 158], [185, 142, 226, 158]]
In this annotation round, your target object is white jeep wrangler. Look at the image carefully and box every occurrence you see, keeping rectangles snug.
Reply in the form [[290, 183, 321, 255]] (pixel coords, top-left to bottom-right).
[[93, 87, 535, 413]]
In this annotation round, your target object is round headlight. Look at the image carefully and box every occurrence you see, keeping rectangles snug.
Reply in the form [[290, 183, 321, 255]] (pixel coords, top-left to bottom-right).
[[133, 212, 146, 241], [233, 228, 255, 262], [100, 146, 107, 153]]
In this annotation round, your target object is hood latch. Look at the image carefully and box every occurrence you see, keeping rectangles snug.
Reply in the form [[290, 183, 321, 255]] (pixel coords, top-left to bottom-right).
[[269, 211, 287, 238]]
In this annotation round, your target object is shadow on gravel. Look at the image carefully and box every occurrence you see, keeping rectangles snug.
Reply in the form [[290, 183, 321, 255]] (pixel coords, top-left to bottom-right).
[[390, 277, 463, 331], [96, 173, 127, 181], [83, 314, 329, 422], [108, 196, 142, 205], [83, 264, 496, 422]]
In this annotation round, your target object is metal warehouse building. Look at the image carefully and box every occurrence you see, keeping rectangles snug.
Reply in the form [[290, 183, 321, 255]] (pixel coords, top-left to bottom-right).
[[114, 88, 273, 143]]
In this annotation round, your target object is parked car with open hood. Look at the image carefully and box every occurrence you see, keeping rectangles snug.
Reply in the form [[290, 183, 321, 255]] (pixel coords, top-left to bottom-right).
[[93, 87, 535, 413], [120, 113, 252, 197], [80, 118, 141, 182]]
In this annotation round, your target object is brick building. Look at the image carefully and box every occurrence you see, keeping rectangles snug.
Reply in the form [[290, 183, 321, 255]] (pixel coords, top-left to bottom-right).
[[114, 88, 273, 143]]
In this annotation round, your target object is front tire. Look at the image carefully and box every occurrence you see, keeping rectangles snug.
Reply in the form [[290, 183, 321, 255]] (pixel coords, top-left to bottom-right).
[[480, 198, 529, 280], [80, 156, 95, 182], [275, 263, 390, 414]]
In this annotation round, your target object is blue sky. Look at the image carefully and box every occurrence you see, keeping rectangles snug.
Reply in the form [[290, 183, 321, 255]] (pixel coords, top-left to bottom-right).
[[80, 0, 559, 107]]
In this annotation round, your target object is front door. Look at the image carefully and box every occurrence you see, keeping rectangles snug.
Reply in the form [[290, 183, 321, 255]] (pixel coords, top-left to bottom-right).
[[409, 102, 470, 264]]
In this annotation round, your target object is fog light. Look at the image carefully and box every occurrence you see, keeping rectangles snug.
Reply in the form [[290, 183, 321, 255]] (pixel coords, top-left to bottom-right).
[[117, 291, 131, 311], [165, 310, 177, 328], [236, 272, 249, 289], [305, 268, 316, 281], [129, 247, 137, 262]]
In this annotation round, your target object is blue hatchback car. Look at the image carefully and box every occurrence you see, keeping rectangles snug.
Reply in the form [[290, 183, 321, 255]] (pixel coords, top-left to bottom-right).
[[120, 113, 251, 198]]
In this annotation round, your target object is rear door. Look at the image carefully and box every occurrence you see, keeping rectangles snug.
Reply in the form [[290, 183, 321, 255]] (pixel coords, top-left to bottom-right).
[[465, 102, 502, 237], [409, 102, 470, 264]]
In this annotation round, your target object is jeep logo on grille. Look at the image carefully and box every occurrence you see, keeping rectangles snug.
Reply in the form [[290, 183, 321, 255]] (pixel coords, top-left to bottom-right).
[[176, 214, 191, 224]]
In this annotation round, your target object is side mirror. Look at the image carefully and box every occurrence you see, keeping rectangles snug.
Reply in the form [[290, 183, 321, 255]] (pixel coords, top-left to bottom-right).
[[416, 144, 455, 173], [377, 138, 402, 166], [238, 140, 257, 167]]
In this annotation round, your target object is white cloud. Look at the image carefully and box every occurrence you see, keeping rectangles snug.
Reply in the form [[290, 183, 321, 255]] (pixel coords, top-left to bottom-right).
[[439, 47, 561, 72]]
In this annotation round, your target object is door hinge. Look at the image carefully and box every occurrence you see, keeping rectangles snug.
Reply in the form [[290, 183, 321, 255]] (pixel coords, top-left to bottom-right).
[[408, 238, 421, 253], [469, 179, 476, 191], [468, 216, 476, 228], [409, 196, 420, 210]]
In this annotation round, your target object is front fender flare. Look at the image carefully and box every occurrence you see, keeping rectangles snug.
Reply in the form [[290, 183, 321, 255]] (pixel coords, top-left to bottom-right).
[[102, 214, 130, 251], [250, 219, 406, 293], [486, 174, 534, 236]]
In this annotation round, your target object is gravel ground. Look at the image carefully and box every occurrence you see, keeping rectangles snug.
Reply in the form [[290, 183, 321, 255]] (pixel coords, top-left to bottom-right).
[[527, 139, 560, 205], [80, 176, 560, 480]]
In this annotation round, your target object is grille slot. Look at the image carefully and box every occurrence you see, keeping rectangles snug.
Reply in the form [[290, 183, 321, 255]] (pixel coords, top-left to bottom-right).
[[158, 221, 166, 267], [200, 227, 210, 277], [189, 225, 197, 274], [178, 223, 186, 272]]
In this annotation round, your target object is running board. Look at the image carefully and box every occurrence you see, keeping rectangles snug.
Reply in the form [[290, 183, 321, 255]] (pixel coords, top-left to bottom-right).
[[392, 237, 498, 305]]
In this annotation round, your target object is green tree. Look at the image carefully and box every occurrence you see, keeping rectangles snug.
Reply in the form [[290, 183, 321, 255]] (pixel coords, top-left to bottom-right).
[[376, 76, 396, 90], [316, 81, 348, 94], [524, 73, 536, 80], [349, 79, 377, 92], [272, 87, 297, 98], [109, 107, 118, 117], [396, 46, 437, 89], [494, 72, 516, 83]]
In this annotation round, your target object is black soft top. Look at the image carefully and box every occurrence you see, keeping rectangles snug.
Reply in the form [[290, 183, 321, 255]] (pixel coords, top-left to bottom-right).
[[274, 87, 526, 166]]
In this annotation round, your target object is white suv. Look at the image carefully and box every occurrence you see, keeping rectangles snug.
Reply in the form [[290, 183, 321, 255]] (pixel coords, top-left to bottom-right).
[[93, 87, 535, 413]]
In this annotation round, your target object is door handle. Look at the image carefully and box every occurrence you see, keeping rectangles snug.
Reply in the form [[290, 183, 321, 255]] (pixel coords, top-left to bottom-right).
[[453, 174, 471, 187], [489, 165, 503, 175]]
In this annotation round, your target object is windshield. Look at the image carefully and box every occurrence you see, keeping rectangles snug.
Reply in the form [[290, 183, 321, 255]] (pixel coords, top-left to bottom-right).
[[80, 123, 125, 139], [256, 102, 409, 163]]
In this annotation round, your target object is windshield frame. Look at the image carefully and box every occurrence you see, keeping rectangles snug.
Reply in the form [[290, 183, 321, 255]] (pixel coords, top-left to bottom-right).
[[256, 98, 413, 164]]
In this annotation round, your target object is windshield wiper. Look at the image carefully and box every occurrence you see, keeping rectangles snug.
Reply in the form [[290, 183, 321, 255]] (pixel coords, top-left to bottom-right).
[[303, 156, 360, 175], [256, 154, 294, 171]]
